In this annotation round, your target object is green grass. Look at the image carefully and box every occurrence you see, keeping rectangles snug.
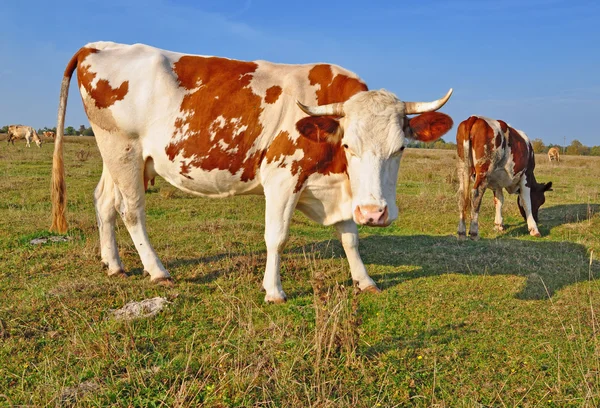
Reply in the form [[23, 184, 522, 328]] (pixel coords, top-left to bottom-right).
[[0, 140, 599, 407]]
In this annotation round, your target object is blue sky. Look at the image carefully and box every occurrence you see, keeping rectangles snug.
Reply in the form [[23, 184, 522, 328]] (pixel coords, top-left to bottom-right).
[[1, 0, 598, 146]]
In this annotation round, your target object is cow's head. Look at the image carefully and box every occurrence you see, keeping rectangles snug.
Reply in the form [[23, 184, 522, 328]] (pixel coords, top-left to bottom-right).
[[297, 89, 453, 226], [518, 181, 553, 223]]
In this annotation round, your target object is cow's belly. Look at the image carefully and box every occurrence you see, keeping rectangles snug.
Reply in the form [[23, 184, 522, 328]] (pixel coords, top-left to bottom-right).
[[487, 168, 521, 193], [149, 152, 264, 198]]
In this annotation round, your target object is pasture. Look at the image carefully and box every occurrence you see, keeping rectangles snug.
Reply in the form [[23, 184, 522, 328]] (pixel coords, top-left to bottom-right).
[[0, 137, 599, 406]]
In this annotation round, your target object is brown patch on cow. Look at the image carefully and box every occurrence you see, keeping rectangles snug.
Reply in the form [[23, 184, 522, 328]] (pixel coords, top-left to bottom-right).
[[165, 56, 265, 182], [468, 118, 496, 189], [308, 64, 368, 105], [409, 112, 453, 143], [266, 127, 347, 193], [456, 116, 478, 161], [507, 127, 530, 176], [76, 49, 129, 109], [180, 161, 193, 180], [264, 85, 282, 104]]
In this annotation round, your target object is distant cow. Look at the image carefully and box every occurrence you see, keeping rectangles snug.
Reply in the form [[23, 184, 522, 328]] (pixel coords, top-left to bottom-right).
[[456, 116, 552, 239], [51, 41, 454, 303], [7, 125, 42, 147], [548, 147, 560, 162], [43, 131, 56, 139]]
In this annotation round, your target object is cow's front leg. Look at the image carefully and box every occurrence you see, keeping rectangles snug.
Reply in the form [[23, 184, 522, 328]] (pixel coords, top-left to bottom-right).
[[262, 189, 297, 303], [493, 189, 505, 231], [334, 220, 379, 293], [518, 179, 541, 237]]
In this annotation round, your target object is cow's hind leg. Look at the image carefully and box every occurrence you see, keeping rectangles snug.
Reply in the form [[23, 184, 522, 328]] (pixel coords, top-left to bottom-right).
[[95, 167, 125, 277], [94, 132, 172, 284], [335, 220, 379, 293], [493, 189, 505, 231], [469, 178, 488, 239], [456, 163, 469, 239]]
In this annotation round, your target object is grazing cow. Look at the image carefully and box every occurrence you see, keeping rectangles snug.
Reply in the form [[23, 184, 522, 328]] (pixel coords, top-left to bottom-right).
[[7, 125, 42, 147], [51, 42, 454, 303], [456, 116, 552, 239], [43, 131, 56, 140], [548, 147, 560, 163]]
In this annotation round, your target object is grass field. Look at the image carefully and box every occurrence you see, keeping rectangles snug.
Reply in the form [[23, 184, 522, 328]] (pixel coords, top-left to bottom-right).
[[0, 137, 599, 407]]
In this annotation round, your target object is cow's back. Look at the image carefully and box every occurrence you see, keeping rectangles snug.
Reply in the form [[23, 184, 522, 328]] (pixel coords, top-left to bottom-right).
[[75, 42, 367, 196]]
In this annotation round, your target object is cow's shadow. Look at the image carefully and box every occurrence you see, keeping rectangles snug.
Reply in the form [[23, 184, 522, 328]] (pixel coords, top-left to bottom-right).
[[491, 203, 598, 237], [356, 233, 598, 300], [169, 226, 598, 301]]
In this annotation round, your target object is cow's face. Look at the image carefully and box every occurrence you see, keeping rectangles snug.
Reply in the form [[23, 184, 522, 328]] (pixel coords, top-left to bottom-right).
[[518, 181, 553, 222], [297, 89, 453, 227]]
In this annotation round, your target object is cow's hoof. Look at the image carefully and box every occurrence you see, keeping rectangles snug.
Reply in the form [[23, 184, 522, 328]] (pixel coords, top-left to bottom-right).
[[457, 232, 467, 241], [152, 277, 175, 287], [469, 233, 480, 241], [530, 230, 541, 238], [265, 293, 287, 304], [361, 285, 381, 294], [494, 224, 505, 232], [108, 270, 128, 278]]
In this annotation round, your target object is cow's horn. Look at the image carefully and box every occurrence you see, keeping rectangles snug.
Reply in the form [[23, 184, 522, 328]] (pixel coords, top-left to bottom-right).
[[404, 88, 453, 115], [296, 100, 345, 117]]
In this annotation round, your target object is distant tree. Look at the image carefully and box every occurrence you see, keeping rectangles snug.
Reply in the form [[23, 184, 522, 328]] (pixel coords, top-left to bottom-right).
[[78, 125, 86, 135], [65, 126, 76, 136], [1, 125, 8, 133], [82, 127, 95, 136], [590, 146, 600, 156], [566, 139, 589, 156], [432, 139, 457, 150], [531, 138, 546, 153]]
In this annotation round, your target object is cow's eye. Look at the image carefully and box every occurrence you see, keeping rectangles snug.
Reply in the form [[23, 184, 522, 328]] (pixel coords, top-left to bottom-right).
[[342, 144, 349, 149]]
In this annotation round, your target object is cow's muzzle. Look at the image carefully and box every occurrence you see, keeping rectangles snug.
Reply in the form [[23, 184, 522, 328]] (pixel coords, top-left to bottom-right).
[[354, 205, 390, 227]]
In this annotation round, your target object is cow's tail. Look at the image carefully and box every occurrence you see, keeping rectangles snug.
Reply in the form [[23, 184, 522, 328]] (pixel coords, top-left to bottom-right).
[[457, 123, 473, 213], [51, 49, 80, 233]]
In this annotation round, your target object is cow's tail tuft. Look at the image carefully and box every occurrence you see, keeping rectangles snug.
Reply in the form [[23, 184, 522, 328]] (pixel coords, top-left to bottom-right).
[[51, 49, 81, 233]]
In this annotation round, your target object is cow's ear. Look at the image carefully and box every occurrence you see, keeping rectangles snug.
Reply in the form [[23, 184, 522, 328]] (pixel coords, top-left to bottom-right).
[[408, 112, 453, 143], [296, 117, 342, 144], [544, 181, 553, 192]]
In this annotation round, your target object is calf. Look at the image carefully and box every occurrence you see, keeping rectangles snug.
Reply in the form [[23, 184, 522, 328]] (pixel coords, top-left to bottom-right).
[[456, 116, 552, 239]]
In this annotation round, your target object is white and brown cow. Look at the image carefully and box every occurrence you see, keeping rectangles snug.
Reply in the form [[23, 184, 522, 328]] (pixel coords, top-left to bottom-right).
[[456, 116, 552, 239], [7, 125, 42, 147], [43, 131, 56, 140], [51, 41, 454, 303], [548, 147, 560, 163]]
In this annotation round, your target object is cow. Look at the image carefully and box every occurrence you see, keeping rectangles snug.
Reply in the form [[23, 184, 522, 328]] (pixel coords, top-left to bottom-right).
[[548, 147, 560, 163], [50, 41, 454, 303], [456, 116, 552, 240], [7, 125, 42, 147], [43, 131, 56, 140]]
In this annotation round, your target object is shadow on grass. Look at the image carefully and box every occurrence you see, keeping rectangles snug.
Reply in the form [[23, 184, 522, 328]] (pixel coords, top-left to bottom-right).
[[499, 203, 598, 237], [168, 228, 598, 301], [356, 233, 598, 300]]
